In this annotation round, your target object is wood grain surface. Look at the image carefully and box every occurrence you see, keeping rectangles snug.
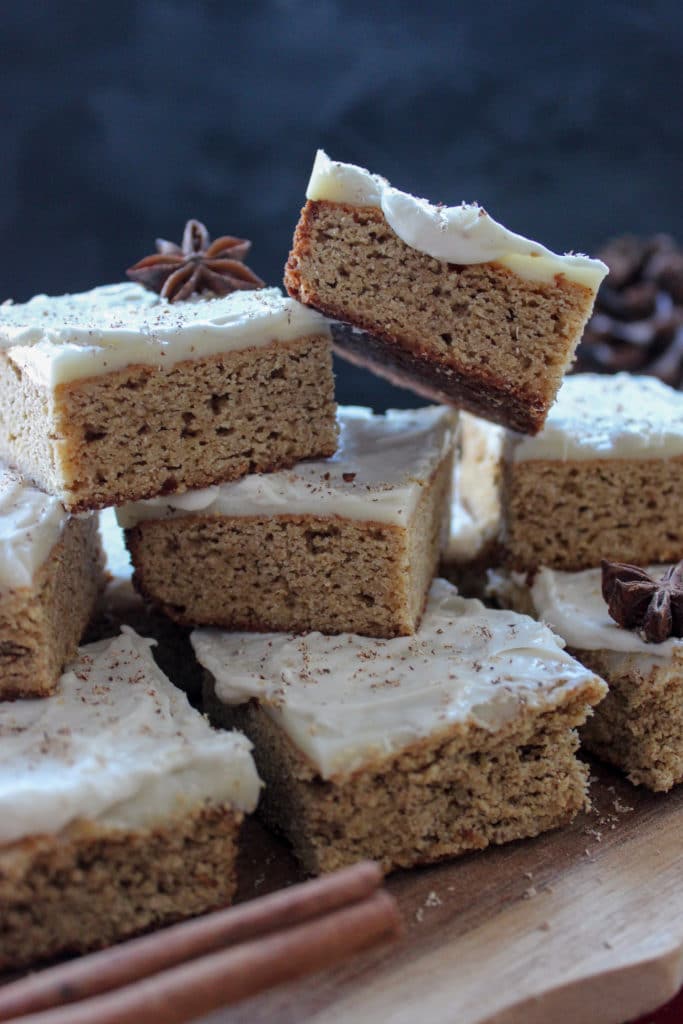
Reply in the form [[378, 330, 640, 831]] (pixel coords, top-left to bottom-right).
[[199, 762, 683, 1024]]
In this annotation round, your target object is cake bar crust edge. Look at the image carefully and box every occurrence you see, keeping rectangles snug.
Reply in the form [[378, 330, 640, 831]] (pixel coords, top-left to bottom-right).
[[503, 455, 683, 572], [124, 446, 452, 638], [330, 322, 544, 435], [285, 200, 598, 435], [575, 647, 683, 792], [0, 804, 243, 971], [0, 515, 104, 700], [0, 334, 337, 512], [204, 671, 604, 875]]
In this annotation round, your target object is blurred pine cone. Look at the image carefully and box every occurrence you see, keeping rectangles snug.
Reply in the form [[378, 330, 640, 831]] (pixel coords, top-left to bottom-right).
[[573, 234, 683, 387]]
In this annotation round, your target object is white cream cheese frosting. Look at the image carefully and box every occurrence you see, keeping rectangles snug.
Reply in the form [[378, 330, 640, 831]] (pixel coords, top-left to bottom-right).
[[117, 405, 457, 530], [511, 373, 683, 462], [193, 578, 604, 780], [0, 283, 330, 387], [530, 565, 683, 657], [447, 412, 504, 562], [0, 628, 260, 845], [0, 466, 69, 591], [306, 150, 607, 290]]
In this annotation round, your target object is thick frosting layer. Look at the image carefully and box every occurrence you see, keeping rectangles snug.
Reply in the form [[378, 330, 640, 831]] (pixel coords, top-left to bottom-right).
[[306, 151, 607, 289], [0, 629, 260, 845], [0, 283, 329, 387], [531, 565, 683, 657], [447, 412, 504, 562], [193, 579, 603, 780], [511, 373, 683, 462], [0, 466, 68, 591], [117, 405, 457, 529]]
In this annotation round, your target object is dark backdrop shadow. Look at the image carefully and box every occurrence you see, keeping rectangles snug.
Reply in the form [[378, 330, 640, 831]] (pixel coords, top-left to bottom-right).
[[3, 0, 681, 408]]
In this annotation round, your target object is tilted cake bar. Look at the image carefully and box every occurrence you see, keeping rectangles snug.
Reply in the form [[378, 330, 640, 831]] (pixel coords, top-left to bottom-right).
[[512, 564, 683, 792], [0, 282, 337, 511], [285, 151, 607, 434], [118, 406, 457, 638], [0, 465, 103, 699], [503, 373, 683, 571], [0, 628, 260, 969], [195, 579, 606, 875], [441, 411, 505, 598]]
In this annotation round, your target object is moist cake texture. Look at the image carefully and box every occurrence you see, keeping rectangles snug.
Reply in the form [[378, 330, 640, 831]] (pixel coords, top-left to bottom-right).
[[0, 628, 260, 968], [523, 565, 683, 792], [0, 283, 337, 511], [503, 373, 683, 572], [0, 466, 104, 699], [195, 579, 606, 874], [442, 411, 505, 597], [285, 151, 607, 434], [118, 406, 457, 637]]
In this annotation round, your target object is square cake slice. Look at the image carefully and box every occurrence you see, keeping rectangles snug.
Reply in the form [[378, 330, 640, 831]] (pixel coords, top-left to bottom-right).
[[285, 151, 607, 434], [441, 411, 505, 598], [503, 373, 683, 572], [0, 465, 104, 700], [0, 628, 260, 969], [0, 283, 337, 511], [510, 564, 683, 792], [195, 579, 606, 875], [118, 406, 457, 638]]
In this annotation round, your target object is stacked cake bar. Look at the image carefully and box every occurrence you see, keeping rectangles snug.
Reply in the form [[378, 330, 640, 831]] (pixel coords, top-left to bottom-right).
[[522, 566, 683, 792], [286, 151, 607, 433], [502, 372, 683, 571], [117, 405, 457, 637], [0, 464, 104, 698], [0, 628, 259, 968], [195, 580, 605, 874], [486, 373, 683, 790], [0, 280, 336, 509]]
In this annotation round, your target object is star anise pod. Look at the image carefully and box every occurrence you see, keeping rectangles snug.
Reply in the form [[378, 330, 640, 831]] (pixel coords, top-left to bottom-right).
[[126, 219, 265, 302], [601, 559, 683, 643]]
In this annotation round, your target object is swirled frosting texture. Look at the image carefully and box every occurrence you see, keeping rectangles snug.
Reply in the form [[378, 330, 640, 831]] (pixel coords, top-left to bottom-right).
[[193, 579, 604, 779], [0, 628, 260, 845], [531, 565, 683, 657], [306, 151, 607, 289], [511, 373, 683, 462], [0, 466, 67, 590], [117, 405, 457, 529], [0, 283, 329, 386]]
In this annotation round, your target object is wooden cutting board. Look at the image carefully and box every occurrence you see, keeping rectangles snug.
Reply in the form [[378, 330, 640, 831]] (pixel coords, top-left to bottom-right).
[[199, 762, 683, 1024], [99, 516, 683, 1024]]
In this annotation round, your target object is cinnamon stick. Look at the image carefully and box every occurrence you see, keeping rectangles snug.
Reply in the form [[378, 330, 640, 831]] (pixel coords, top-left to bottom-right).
[[0, 861, 383, 1022], [5, 891, 401, 1024]]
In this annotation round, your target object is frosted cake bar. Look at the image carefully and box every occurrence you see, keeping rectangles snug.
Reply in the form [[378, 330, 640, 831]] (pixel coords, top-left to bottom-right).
[[510, 564, 683, 792], [0, 628, 260, 968], [503, 373, 683, 571], [0, 283, 337, 511], [285, 151, 607, 434], [0, 464, 103, 699], [196, 579, 606, 874], [118, 406, 457, 638]]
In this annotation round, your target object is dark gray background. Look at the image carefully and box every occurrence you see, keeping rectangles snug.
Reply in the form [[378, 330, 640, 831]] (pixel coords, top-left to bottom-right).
[[3, 0, 681, 407]]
